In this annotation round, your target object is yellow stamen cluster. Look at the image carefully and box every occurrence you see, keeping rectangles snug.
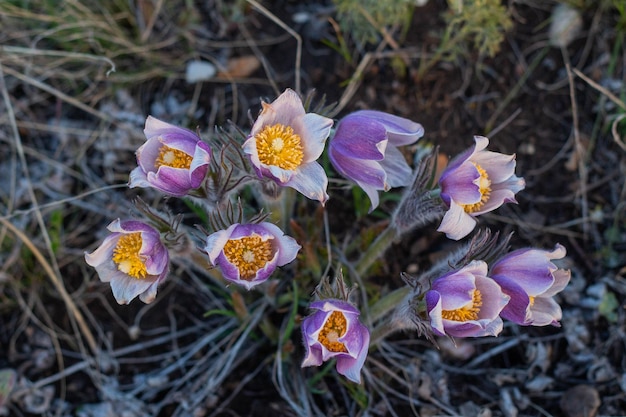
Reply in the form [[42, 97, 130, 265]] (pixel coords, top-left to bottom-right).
[[528, 295, 536, 307], [223, 235, 273, 280], [155, 145, 193, 169], [462, 163, 491, 213], [441, 289, 483, 322], [318, 311, 348, 352], [112, 232, 148, 279], [255, 124, 304, 170]]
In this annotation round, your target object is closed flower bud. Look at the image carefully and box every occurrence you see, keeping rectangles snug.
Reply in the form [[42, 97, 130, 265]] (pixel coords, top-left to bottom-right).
[[329, 110, 424, 211]]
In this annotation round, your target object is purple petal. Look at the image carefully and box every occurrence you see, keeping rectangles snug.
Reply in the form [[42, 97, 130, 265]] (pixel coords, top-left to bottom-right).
[[135, 137, 163, 172], [443, 316, 504, 337], [349, 110, 424, 146], [379, 145, 413, 188], [329, 146, 387, 190], [491, 249, 558, 295], [530, 297, 563, 326], [84, 233, 119, 268], [204, 225, 237, 264], [213, 251, 241, 281], [440, 136, 489, 178], [332, 116, 388, 161], [296, 112, 333, 162], [473, 187, 517, 214], [144, 117, 204, 155], [492, 275, 532, 325], [301, 343, 324, 368], [284, 162, 329, 204], [128, 167, 150, 189], [472, 150, 516, 184], [138, 279, 161, 304], [336, 323, 369, 384], [357, 181, 381, 213], [425, 290, 445, 336], [543, 269, 571, 297], [251, 89, 305, 134], [474, 275, 510, 320], [431, 272, 476, 310], [110, 274, 159, 305], [309, 300, 361, 315], [147, 167, 195, 196], [440, 162, 482, 205], [437, 200, 477, 240], [257, 222, 301, 266]]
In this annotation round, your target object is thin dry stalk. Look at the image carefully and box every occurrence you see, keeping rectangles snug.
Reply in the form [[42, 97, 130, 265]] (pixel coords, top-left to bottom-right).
[[246, 0, 302, 95]]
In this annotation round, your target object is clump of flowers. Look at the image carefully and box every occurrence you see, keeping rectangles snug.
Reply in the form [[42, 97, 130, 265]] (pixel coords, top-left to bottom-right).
[[329, 110, 424, 211], [85, 88, 571, 394]]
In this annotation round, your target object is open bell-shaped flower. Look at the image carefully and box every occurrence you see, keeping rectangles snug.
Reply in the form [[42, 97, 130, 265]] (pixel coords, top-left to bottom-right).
[[437, 136, 525, 240], [329, 110, 424, 211], [425, 260, 510, 338], [301, 299, 370, 384], [129, 116, 212, 197], [85, 219, 169, 304], [490, 243, 571, 326], [204, 222, 301, 290], [242, 89, 333, 204]]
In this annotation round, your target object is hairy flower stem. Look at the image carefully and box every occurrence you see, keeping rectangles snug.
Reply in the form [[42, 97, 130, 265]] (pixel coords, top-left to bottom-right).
[[367, 286, 411, 323], [368, 287, 413, 345], [264, 187, 297, 232], [354, 224, 400, 277]]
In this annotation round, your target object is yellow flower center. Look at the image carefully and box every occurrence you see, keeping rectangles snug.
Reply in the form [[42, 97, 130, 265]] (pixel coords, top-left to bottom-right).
[[112, 232, 148, 279], [528, 296, 535, 307], [255, 124, 304, 170], [441, 289, 483, 321], [318, 311, 348, 353], [462, 163, 491, 213], [155, 144, 193, 169], [223, 235, 273, 280]]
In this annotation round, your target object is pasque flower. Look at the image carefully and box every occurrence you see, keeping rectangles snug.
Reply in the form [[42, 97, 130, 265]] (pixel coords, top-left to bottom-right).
[[301, 299, 370, 384], [242, 89, 333, 204], [490, 244, 571, 326], [85, 219, 169, 304], [329, 110, 424, 211], [129, 116, 212, 197], [204, 222, 301, 290], [437, 136, 525, 240], [425, 261, 510, 338]]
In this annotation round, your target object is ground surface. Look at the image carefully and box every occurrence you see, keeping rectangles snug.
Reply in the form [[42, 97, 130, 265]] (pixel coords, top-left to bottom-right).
[[0, 1, 625, 416]]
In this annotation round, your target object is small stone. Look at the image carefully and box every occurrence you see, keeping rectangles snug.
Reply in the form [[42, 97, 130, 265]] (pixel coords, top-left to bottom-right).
[[548, 4, 583, 48], [560, 385, 600, 417], [185, 60, 217, 83]]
